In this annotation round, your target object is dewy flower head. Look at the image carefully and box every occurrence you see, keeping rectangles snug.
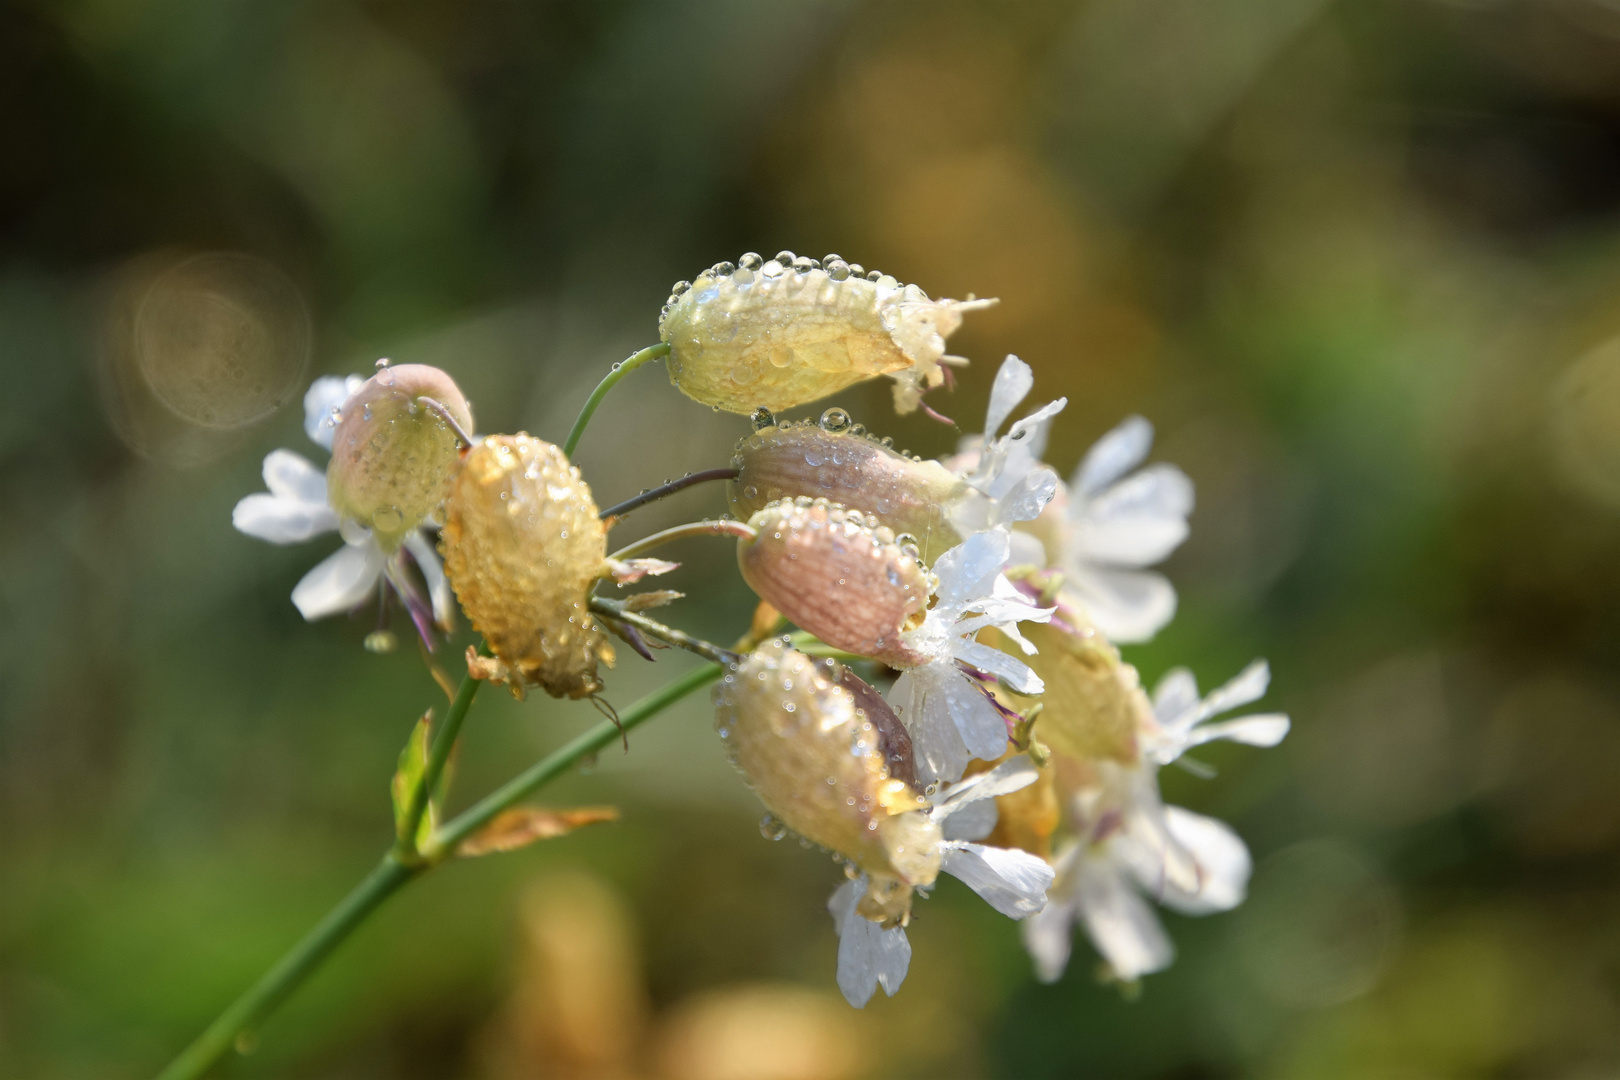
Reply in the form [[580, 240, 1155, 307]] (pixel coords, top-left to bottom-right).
[[729, 412, 969, 564], [232, 373, 455, 643], [440, 434, 614, 700], [1021, 661, 1289, 984], [659, 251, 995, 415], [325, 363, 474, 552], [714, 640, 1055, 1007]]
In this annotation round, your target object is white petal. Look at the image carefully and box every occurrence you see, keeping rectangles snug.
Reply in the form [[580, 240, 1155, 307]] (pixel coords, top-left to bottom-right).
[[303, 375, 362, 450], [994, 465, 1061, 527], [954, 640, 1044, 696], [262, 449, 330, 505], [1023, 893, 1079, 983], [934, 530, 1012, 606], [1079, 463, 1194, 558], [942, 669, 1012, 766], [404, 531, 456, 630], [291, 542, 386, 620], [941, 841, 1054, 918], [829, 878, 911, 1008], [1001, 399, 1066, 459], [1152, 668, 1201, 728], [941, 797, 998, 841], [1075, 858, 1175, 980], [1007, 529, 1049, 568], [1071, 415, 1153, 499], [1155, 807, 1252, 915], [1069, 566, 1177, 644], [890, 667, 979, 784], [1197, 660, 1271, 722], [233, 493, 339, 544], [933, 755, 1040, 818], [1185, 713, 1290, 750], [984, 355, 1033, 439]]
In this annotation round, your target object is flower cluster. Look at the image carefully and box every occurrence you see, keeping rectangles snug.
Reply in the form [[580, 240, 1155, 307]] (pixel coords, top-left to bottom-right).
[[231, 250, 1288, 1010]]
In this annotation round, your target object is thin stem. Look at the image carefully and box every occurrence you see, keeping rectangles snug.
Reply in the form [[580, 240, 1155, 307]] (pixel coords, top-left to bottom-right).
[[562, 343, 671, 457], [598, 468, 739, 523], [787, 631, 866, 664], [156, 665, 717, 1080], [591, 597, 738, 665], [396, 669, 481, 859], [155, 856, 418, 1080], [418, 396, 475, 448], [607, 519, 756, 562], [428, 662, 723, 856]]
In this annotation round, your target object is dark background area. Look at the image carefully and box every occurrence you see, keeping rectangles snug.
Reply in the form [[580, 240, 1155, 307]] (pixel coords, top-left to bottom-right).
[[6, 1, 1620, 1076]]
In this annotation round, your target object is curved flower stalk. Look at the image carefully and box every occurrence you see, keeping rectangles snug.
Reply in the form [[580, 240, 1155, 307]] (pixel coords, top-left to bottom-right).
[[713, 640, 1053, 1007], [659, 251, 995, 415], [1018, 660, 1289, 984], [232, 372, 456, 643]]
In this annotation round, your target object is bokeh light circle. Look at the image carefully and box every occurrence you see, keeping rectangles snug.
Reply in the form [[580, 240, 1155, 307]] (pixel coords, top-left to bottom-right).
[[134, 252, 311, 430]]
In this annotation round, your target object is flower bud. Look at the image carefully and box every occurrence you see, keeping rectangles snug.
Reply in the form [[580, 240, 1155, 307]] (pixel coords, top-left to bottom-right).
[[326, 364, 474, 550], [441, 434, 613, 699], [714, 639, 941, 888], [995, 579, 1147, 764], [729, 417, 969, 564], [737, 499, 931, 667], [659, 252, 994, 414]]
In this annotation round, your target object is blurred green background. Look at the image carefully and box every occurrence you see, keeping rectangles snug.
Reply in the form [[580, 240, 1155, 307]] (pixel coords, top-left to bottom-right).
[[6, 1, 1620, 1076]]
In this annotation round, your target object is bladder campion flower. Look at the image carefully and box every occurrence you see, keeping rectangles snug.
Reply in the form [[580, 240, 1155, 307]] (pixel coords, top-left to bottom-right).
[[952, 356, 1194, 643], [440, 434, 614, 700], [325, 363, 475, 552], [728, 412, 970, 564], [714, 640, 1054, 1007], [736, 498, 933, 664], [1020, 661, 1289, 983], [736, 495, 1057, 784], [659, 251, 995, 415], [233, 373, 455, 641]]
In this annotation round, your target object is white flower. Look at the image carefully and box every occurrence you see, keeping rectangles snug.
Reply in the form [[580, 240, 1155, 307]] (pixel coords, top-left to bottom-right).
[[951, 355, 1066, 548], [232, 375, 455, 637], [1060, 415, 1193, 643], [947, 355, 1194, 644], [1021, 661, 1287, 984], [886, 528, 1056, 785], [1144, 659, 1291, 767], [830, 757, 1056, 1007]]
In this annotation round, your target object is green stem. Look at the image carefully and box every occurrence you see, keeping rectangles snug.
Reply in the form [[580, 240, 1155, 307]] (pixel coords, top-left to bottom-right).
[[429, 662, 722, 856], [155, 856, 418, 1080], [155, 663, 720, 1080], [562, 343, 671, 457], [396, 669, 481, 858]]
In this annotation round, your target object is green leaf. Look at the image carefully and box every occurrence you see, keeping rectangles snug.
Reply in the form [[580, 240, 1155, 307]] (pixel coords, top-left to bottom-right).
[[391, 710, 433, 846]]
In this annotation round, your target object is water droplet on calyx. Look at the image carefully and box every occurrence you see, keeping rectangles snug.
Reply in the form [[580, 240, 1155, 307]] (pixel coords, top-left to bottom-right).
[[819, 407, 852, 433]]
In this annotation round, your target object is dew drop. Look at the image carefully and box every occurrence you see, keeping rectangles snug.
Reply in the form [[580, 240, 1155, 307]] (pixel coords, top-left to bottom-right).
[[760, 813, 788, 841], [819, 407, 852, 433], [739, 252, 763, 270], [751, 407, 776, 431]]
